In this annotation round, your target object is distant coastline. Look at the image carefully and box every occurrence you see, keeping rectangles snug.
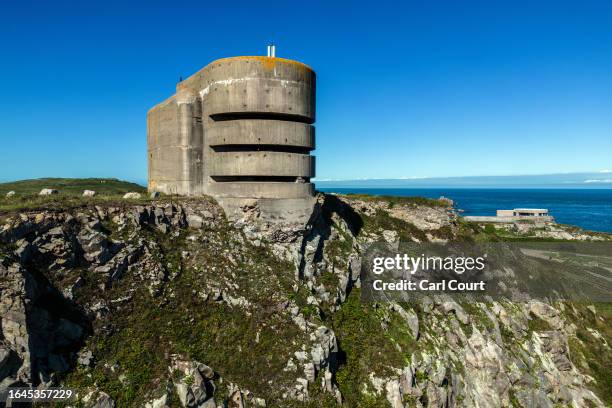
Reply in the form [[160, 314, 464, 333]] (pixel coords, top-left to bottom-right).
[[315, 171, 612, 189], [318, 187, 612, 233], [3, 172, 612, 191]]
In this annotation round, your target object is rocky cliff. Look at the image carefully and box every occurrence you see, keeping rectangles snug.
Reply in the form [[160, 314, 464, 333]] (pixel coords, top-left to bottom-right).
[[0, 194, 610, 407]]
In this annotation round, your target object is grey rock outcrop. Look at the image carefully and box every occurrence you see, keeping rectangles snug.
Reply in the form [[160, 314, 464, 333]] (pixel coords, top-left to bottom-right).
[[0, 193, 608, 407], [169, 356, 216, 408], [92, 392, 115, 408], [0, 259, 86, 389]]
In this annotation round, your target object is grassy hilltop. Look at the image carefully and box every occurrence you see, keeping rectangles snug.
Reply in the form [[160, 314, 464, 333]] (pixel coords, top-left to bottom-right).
[[0, 178, 146, 196], [0, 178, 147, 213]]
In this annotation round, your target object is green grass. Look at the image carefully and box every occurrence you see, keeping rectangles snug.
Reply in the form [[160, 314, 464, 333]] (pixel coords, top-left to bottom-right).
[[0, 195, 153, 214], [0, 178, 149, 213], [329, 291, 407, 407], [0, 178, 146, 195], [527, 313, 552, 332], [566, 303, 612, 405], [363, 209, 429, 242]]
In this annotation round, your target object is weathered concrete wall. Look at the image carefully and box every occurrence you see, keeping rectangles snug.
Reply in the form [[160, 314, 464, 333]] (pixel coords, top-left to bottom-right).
[[199, 57, 315, 122], [207, 120, 314, 148], [147, 96, 185, 194], [148, 55, 317, 218], [207, 182, 314, 199], [200, 56, 316, 199], [147, 90, 203, 195], [209, 152, 314, 177]]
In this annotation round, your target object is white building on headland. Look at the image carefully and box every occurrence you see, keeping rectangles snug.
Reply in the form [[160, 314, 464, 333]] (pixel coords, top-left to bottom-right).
[[465, 208, 554, 223], [496, 208, 549, 217]]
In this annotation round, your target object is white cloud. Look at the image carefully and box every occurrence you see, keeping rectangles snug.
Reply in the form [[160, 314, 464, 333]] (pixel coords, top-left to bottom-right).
[[315, 176, 430, 182], [584, 179, 612, 183]]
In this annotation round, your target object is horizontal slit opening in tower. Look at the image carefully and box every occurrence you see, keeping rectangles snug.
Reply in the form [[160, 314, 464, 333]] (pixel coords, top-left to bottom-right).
[[211, 144, 312, 154], [211, 176, 310, 183], [209, 112, 313, 124]]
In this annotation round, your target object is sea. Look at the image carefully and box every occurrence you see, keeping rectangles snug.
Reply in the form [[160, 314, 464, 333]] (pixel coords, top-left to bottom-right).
[[316, 188, 612, 234]]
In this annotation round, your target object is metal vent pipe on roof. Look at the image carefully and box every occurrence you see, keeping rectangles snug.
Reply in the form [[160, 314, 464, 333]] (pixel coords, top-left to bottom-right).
[[267, 45, 276, 57]]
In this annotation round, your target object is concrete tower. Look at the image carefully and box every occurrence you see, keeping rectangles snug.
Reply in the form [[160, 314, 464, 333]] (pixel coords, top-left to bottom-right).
[[147, 52, 317, 221]]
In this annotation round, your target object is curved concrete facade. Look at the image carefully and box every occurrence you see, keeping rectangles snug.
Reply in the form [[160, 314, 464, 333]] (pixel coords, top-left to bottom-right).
[[202, 56, 316, 199], [207, 120, 314, 149], [148, 54, 316, 207], [198, 57, 315, 122], [207, 182, 314, 199], [209, 152, 314, 177]]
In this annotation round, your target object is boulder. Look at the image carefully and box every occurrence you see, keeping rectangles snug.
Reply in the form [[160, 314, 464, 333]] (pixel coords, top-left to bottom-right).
[[39, 188, 59, 195], [123, 192, 142, 199], [186, 214, 204, 229], [228, 390, 245, 408], [385, 379, 404, 408], [91, 392, 115, 408], [439, 300, 469, 325], [382, 229, 398, 243], [78, 227, 118, 264], [145, 393, 169, 408], [83, 190, 97, 197], [77, 349, 94, 367], [529, 301, 564, 330], [5, 191, 15, 197], [169, 357, 215, 407]]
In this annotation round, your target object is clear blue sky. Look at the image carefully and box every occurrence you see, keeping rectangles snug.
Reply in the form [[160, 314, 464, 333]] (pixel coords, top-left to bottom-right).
[[1, 0, 611, 184]]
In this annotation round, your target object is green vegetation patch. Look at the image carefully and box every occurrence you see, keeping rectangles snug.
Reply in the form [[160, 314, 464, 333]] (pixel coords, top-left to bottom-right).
[[566, 303, 612, 405], [0, 178, 145, 195], [60, 221, 314, 406], [330, 290, 405, 407], [362, 209, 427, 242], [0, 178, 148, 213], [341, 193, 449, 208]]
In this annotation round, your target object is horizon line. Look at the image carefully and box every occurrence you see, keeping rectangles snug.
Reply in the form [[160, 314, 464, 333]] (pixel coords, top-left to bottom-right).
[[313, 169, 612, 182]]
